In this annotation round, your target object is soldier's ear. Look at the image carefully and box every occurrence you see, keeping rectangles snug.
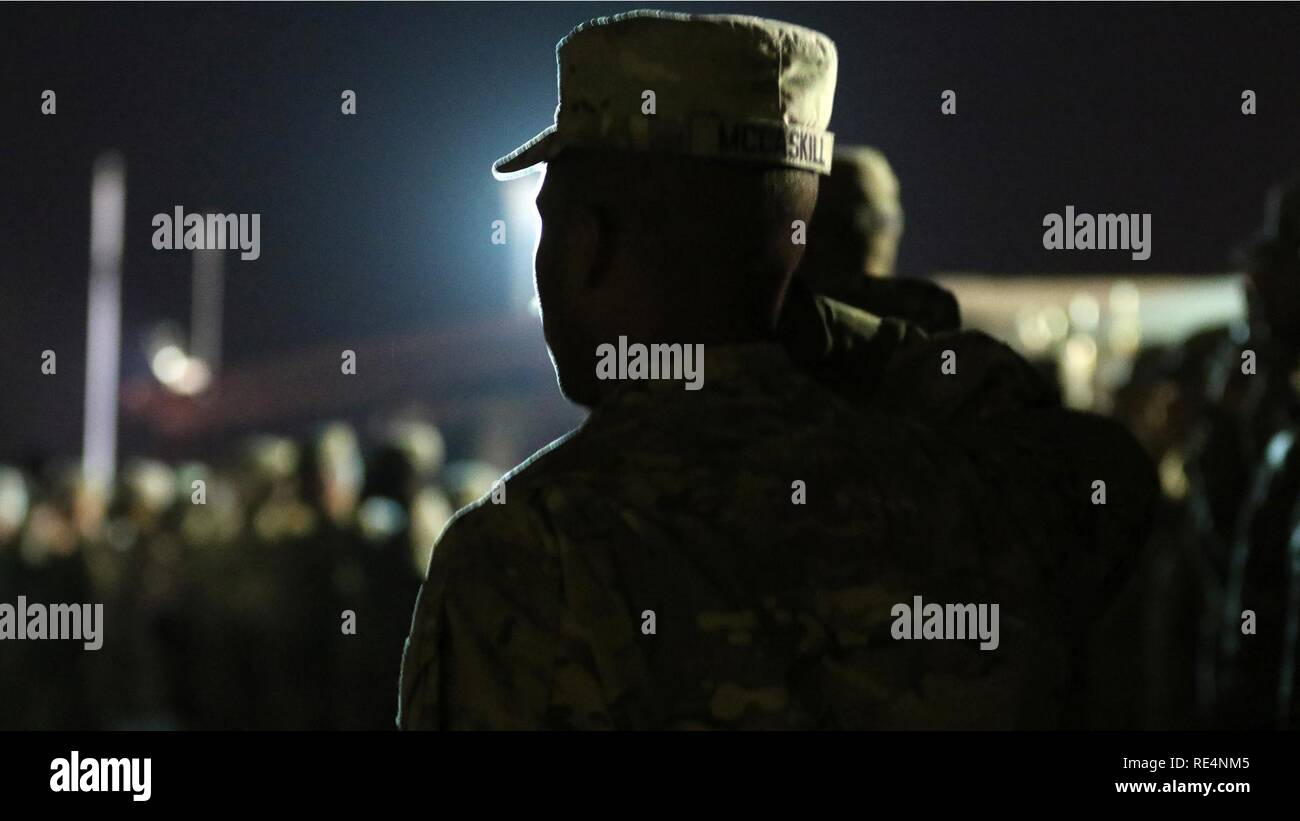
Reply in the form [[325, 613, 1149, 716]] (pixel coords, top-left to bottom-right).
[[572, 204, 614, 289]]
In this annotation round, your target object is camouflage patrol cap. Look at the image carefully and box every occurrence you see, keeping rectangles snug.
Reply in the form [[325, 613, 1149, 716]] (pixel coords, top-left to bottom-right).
[[492, 9, 837, 179], [806, 145, 903, 281], [826, 146, 902, 237]]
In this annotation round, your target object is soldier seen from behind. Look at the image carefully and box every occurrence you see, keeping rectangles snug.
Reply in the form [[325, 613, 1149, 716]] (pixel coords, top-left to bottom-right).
[[399, 10, 1158, 730]]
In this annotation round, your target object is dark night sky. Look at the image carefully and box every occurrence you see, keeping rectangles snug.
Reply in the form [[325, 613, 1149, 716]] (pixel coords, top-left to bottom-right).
[[2, 2, 1299, 459]]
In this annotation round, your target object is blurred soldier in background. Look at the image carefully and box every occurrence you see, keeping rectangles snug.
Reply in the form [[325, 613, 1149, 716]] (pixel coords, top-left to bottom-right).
[[2, 464, 98, 728], [800, 145, 903, 284], [1208, 177, 1300, 727], [785, 145, 1158, 728], [1119, 177, 1300, 728], [303, 423, 365, 530], [778, 144, 1063, 430], [302, 423, 374, 729], [778, 144, 958, 413], [400, 10, 1157, 730], [339, 418, 447, 728], [87, 459, 180, 727], [795, 144, 959, 334]]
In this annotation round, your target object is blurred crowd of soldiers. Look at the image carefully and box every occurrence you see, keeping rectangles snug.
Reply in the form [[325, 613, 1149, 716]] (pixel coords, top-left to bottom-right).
[[0, 419, 501, 729], [798, 148, 1300, 729], [799, 144, 1300, 729], [1115, 178, 1300, 729]]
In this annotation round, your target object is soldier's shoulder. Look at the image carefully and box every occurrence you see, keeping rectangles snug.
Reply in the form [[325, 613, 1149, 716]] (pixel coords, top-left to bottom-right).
[[874, 328, 1060, 421], [432, 424, 623, 563]]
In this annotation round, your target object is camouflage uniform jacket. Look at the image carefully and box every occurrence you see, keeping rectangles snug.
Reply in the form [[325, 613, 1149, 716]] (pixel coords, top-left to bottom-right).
[[399, 338, 1155, 729]]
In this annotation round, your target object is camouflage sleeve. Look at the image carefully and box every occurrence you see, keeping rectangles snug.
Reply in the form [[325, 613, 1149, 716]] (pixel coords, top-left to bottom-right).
[[398, 499, 573, 729]]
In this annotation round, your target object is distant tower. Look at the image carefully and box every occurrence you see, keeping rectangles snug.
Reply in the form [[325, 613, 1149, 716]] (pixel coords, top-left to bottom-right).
[[82, 152, 126, 490]]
